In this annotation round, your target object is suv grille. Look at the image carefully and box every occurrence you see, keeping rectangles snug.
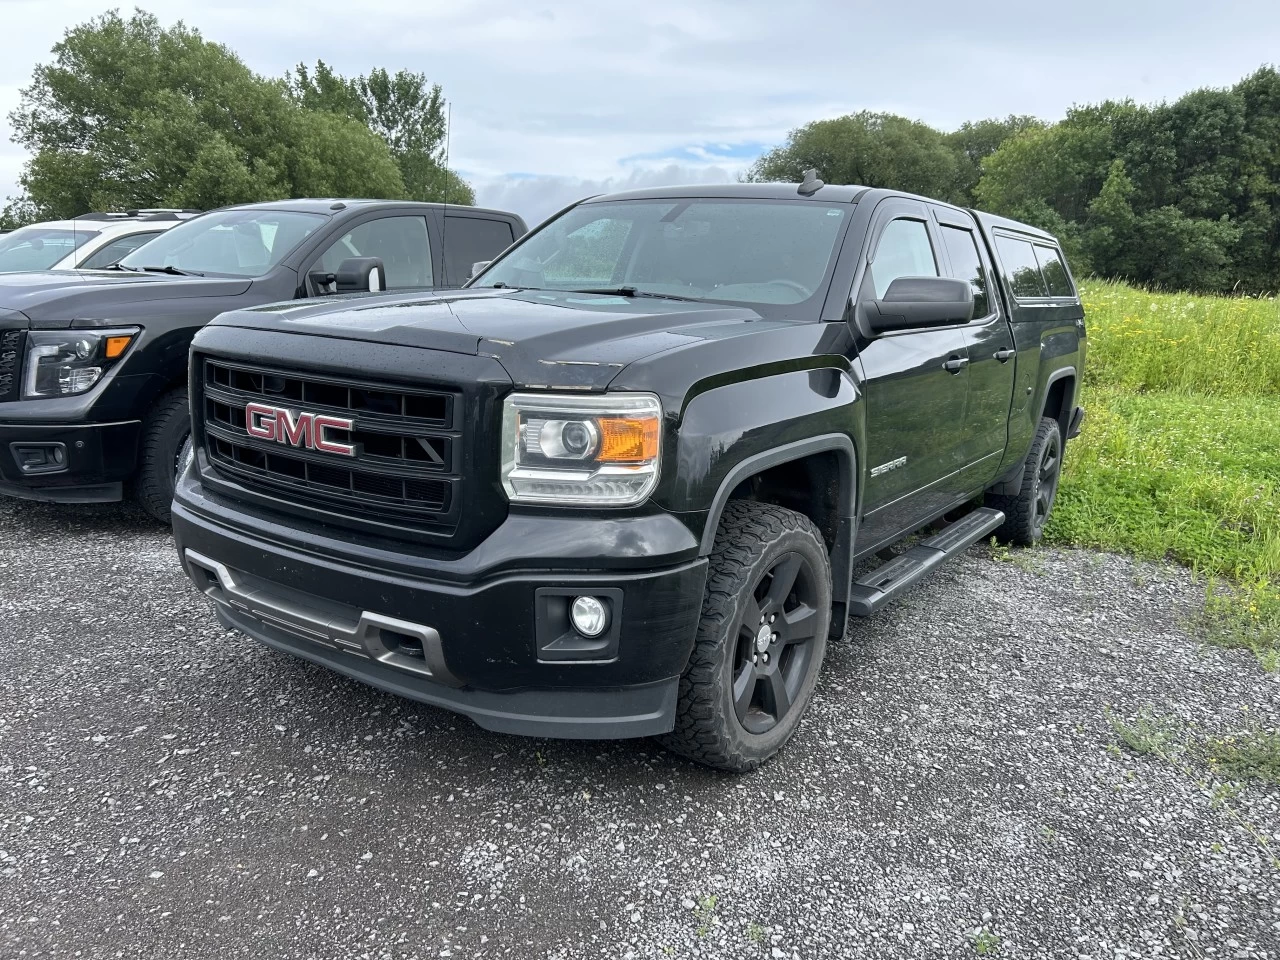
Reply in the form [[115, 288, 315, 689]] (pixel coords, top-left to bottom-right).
[[0, 329, 24, 403], [200, 359, 461, 531]]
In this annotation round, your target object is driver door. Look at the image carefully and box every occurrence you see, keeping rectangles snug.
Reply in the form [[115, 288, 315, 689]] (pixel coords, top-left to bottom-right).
[[853, 199, 972, 552]]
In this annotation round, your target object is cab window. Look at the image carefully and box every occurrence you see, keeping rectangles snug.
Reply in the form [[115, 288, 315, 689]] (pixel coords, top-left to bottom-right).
[[1034, 244, 1075, 297], [869, 219, 937, 298], [995, 235, 1048, 299], [315, 216, 433, 290], [80, 232, 161, 269]]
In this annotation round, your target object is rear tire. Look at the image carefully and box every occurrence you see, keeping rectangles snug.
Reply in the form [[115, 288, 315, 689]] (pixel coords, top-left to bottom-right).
[[661, 500, 831, 772], [986, 416, 1063, 546], [134, 388, 191, 525]]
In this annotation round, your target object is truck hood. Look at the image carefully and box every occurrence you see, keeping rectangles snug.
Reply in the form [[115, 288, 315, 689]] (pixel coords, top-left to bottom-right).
[[209, 288, 794, 389], [0, 269, 253, 327]]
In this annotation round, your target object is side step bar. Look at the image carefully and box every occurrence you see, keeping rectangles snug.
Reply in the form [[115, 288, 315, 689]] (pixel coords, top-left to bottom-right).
[[848, 507, 1006, 617]]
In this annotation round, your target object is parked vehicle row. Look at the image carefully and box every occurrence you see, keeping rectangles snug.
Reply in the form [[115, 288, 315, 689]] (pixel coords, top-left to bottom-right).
[[0, 209, 201, 273], [0, 199, 527, 520], [157, 176, 1084, 770]]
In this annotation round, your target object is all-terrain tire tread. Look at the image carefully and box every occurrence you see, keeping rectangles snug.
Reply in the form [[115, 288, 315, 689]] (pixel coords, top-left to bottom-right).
[[134, 388, 189, 524], [660, 500, 830, 772], [986, 416, 1060, 547]]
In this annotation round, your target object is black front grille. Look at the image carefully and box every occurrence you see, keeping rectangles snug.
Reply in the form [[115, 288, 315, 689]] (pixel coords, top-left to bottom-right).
[[0, 329, 24, 403], [200, 359, 461, 531]]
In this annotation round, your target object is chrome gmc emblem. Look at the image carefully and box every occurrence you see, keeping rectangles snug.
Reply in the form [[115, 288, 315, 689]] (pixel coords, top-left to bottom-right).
[[244, 402, 355, 457]]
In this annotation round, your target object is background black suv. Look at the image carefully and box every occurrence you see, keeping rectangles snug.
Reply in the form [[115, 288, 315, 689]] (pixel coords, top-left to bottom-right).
[[0, 198, 526, 520]]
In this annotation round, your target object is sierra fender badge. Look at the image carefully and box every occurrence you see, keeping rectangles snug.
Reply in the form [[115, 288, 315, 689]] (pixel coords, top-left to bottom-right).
[[870, 456, 907, 477], [244, 402, 356, 456]]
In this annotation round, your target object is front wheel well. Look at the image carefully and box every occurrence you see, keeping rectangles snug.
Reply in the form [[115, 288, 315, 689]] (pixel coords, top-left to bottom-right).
[[727, 451, 844, 553]]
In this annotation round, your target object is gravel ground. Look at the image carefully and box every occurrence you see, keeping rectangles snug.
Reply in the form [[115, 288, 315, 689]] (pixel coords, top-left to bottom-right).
[[1, 497, 1278, 960]]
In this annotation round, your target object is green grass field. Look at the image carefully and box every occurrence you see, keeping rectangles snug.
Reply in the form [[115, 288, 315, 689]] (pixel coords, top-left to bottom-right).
[[1045, 280, 1280, 668]]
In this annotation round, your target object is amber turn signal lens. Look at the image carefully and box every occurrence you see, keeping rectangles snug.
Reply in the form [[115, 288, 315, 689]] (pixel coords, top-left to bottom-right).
[[104, 335, 133, 359], [597, 417, 659, 462]]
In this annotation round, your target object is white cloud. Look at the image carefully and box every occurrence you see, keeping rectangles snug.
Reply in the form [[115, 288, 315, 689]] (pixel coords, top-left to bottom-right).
[[4, 0, 1280, 213], [471, 163, 744, 227]]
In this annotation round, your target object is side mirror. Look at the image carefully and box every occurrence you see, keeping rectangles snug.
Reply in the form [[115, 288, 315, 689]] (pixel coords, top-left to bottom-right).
[[470, 260, 491, 280], [335, 257, 387, 294], [865, 276, 973, 333]]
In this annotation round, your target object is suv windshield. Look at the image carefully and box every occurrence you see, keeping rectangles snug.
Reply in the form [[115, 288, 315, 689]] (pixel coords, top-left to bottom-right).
[[119, 209, 326, 278], [473, 198, 850, 313], [0, 227, 100, 272]]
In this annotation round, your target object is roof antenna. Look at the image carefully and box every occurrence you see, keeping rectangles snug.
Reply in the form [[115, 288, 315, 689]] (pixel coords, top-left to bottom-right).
[[797, 168, 824, 196]]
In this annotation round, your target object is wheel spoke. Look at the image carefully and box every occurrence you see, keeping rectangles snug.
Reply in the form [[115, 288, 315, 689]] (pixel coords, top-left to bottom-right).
[[741, 595, 764, 633], [761, 667, 791, 721], [1039, 451, 1057, 481], [732, 661, 756, 722], [778, 603, 818, 646], [764, 554, 802, 609]]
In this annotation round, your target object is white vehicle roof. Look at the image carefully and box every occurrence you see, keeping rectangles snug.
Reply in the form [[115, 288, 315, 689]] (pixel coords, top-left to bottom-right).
[[0, 210, 201, 273]]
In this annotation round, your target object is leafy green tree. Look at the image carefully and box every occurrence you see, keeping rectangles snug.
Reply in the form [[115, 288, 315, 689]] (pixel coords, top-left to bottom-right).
[[289, 60, 474, 204], [7, 10, 406, 219], [746, 112, 968, 204], [946, 115, 1043, 201]]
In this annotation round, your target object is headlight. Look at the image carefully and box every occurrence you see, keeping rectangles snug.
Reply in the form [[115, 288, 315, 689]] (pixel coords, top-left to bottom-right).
[[22, 328, 138, 399], [501, 392, 662, 506]]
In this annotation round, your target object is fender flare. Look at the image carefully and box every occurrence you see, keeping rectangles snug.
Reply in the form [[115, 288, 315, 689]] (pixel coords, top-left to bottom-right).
[[1040, 365, 1077, 424], [699, 432, 857, 550]]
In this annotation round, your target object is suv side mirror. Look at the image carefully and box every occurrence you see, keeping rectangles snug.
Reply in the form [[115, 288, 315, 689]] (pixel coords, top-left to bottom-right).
[[865, 276, 973, 333], [335, 257, 387, 294], [470, 260, 491, 280]]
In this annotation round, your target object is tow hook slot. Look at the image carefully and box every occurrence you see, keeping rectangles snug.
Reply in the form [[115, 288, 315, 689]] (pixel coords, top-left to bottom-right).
[[182, 548, 461, 686]]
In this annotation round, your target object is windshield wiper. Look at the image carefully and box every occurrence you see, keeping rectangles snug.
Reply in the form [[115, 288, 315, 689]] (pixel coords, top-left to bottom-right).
[[568, 286, 702, 303], [132, 264, 204, 277]]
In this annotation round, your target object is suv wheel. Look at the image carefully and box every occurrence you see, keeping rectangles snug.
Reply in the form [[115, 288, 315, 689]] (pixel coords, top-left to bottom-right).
[[986, 416, 1063, 546], [134, 387, 191, 525], [662, 500, 831, 772]]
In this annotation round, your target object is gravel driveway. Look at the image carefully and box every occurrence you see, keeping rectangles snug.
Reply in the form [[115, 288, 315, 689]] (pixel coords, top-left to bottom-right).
[[1, 497, 1277, 959]]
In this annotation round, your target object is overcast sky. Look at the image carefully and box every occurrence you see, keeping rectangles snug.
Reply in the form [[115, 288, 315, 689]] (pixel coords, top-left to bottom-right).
[[3, 0, 1280, 225]]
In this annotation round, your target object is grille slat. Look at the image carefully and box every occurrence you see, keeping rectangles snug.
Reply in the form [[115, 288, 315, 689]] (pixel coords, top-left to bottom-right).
[[201, 360, 459, 529], [0, 329, 25, 403]]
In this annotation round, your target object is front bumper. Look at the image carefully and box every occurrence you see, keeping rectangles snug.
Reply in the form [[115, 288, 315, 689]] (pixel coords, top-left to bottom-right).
[[172, 477, 708, 739], [0, 419, 141, 502]]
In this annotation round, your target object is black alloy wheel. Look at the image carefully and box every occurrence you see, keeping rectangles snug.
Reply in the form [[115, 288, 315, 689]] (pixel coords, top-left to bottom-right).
[[731, 551, 823, 734]]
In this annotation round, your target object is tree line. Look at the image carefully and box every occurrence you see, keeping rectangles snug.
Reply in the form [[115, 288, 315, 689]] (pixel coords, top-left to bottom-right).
[[748, 66, 1280, 294], [5, 11, 1278, 294], [1, 9, 472, 229]]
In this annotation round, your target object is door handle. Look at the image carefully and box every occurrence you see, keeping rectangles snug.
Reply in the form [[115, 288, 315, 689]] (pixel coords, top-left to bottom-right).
[[943, 357, 969, 373], [994, 348, 1016, 362]]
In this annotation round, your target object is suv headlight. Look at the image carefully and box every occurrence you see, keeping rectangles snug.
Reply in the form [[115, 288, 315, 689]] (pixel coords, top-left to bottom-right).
[[22, 328, 138, 399], [501, 392, 662, 506]]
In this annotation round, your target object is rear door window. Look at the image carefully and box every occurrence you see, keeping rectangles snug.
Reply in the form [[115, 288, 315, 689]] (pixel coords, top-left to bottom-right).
[[994, 235, 1048, 299], [442, 217, 515, 285], [1034, 244, 1075, 297], [938, 225, 992, 319]]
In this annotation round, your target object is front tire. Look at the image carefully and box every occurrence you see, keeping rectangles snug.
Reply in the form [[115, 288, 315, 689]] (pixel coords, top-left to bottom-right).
[[134, 388, 191, 525], [986, 416, 1063, 546], [661, 500, 831, 772]]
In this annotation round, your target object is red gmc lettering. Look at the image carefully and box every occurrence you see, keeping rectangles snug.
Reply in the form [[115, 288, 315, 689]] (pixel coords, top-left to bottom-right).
[[243, 402, 355, 457]]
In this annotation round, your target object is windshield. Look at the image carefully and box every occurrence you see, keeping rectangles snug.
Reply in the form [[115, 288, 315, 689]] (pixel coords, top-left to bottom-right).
[[473, 198, 850, 312], [0, 227, 100, 272], [119, 209, 326, 277]]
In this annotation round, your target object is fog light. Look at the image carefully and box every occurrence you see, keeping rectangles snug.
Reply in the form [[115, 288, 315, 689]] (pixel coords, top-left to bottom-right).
[[570, 596, 608, 638]]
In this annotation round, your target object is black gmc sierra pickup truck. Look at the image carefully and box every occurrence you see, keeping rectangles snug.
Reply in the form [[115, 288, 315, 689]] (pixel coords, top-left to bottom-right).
[[173, 177, 1085, 770], [0, 199, 525, 521]]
